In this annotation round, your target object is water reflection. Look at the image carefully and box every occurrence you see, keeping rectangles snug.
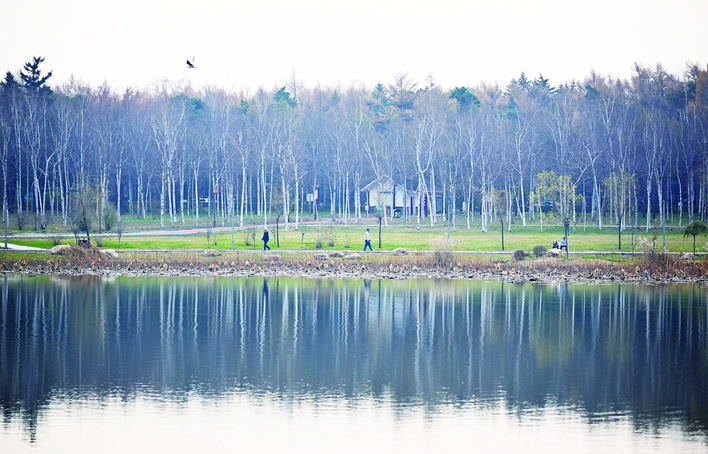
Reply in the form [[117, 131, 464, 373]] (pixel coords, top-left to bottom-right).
[[1, 275, 707, 449]]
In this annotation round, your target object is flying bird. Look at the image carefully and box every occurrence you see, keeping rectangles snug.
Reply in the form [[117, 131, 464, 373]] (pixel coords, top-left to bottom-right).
[[186, 58, 196, 68]]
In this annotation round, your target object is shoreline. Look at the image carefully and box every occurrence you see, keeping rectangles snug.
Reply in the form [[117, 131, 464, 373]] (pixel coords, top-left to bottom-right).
[[2, 247, 707, 286]]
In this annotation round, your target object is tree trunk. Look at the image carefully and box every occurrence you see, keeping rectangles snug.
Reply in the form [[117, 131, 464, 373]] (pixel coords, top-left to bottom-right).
[[160, 167, 166, 228], [645, 174, 653, 232], [239, 162, 246, 228], [116, 165, 122, 224]]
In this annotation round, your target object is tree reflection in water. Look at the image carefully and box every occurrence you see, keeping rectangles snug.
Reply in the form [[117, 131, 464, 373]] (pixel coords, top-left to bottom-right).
[[0, 275, 706, 441]]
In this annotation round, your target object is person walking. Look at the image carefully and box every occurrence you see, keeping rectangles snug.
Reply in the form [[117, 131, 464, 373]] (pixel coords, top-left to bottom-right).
[[363, 228, 372, 251], [262, 229, 271, 251]]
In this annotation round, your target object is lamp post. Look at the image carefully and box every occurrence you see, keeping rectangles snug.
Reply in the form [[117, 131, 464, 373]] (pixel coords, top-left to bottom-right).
[[447, 188, 451, 241], [618, 212, 623, 250], [98, 192, 103, 234], [564, 217, 570, 259], [213, 188, 218, 228], [501, 218, 505, 251], [376, 206, 382, 249], [662, 200, 666, 252], [314, 184, 319, 221]]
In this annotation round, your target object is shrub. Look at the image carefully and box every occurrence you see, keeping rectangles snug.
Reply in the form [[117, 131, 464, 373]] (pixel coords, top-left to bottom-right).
[[512, 249, 526, 261], [326, 226, 337, 247], [642, 251, 680, 272], [433, 249, 454, 266], [429, 237, 461, 267], [116, 221, 124, 248], [16, 212, 25, 231], [48, 235, 63, 246], [243, 226, 256, 247], [68, 244, 96, 261], [533, 245, 547, 257], [103, 207, 117, 231], [316, 229, 330, 248]]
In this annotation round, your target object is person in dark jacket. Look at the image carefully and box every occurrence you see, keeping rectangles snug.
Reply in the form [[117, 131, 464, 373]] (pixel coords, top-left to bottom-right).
[[262, 229, 270, 251]]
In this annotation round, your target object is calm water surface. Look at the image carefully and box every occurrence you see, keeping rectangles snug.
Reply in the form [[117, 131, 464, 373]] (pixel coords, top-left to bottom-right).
[[1, 275, 707, 453]]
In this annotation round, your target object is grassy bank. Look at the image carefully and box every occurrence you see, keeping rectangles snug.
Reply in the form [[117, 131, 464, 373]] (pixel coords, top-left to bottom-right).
[[1, 244, 707, 285], [4, 219, 703, 256]]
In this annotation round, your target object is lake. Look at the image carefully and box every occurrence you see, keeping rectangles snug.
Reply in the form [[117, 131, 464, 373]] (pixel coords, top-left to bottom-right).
[[1, 275, 706, 453]]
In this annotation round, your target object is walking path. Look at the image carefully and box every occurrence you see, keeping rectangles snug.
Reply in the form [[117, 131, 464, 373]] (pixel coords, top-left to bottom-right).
[[2, 243, 45, 251]]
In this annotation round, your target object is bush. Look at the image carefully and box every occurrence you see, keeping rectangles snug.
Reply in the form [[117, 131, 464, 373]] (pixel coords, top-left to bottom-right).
[[642, 251, 680, 272], [103, 207, 117, 231], [48, 235, 63, 246], [433, 249, 454, 266], [513, 249, 526, 261], [533, 245, 547, 257], [243, 226, 256, 247], [429, 237, 461, 267], [326, 227, 337, 247], [16, 212, 25, 231], [316, 229, 330, 248]]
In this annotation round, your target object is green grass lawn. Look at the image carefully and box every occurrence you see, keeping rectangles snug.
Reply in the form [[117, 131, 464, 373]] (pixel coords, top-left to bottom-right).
[[5, 216, 703, 255]]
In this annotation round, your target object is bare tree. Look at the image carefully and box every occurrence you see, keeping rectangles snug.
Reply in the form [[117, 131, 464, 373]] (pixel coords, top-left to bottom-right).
[[412, 88, 447, 228], [48, 92, 75, 226], [150, 83, 186, 227]]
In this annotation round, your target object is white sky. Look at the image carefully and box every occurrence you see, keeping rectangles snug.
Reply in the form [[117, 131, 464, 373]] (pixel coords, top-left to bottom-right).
[[3, 0, 708, 94]]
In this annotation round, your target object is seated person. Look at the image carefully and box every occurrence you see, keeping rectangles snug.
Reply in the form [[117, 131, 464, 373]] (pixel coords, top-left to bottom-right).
[[559, 237, 568, 250], [552, 240, 559, 249]]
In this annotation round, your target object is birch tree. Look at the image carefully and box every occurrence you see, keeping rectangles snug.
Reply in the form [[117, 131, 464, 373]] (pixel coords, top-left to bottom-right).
[[48, 92, 75, 226], [151, 85, 186, 227], [412, 88, 447, 228]]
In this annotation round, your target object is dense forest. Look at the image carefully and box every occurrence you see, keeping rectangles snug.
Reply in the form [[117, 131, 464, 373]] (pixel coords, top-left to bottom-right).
[[1, 57, 708, 234]]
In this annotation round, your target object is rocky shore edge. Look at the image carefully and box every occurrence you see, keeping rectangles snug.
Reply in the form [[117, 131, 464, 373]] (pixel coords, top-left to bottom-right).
[[2, 246, 708, 286]]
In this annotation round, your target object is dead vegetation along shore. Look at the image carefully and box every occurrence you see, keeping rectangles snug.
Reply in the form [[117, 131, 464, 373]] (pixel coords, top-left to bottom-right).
[[1, 246, 708, 285]]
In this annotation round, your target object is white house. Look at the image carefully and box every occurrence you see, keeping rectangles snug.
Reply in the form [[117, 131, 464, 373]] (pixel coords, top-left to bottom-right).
[[362, 180, 441, 217]]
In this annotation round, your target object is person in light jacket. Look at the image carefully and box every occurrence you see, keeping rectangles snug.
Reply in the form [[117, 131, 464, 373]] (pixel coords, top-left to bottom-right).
[[364, 228, 372, 251]]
